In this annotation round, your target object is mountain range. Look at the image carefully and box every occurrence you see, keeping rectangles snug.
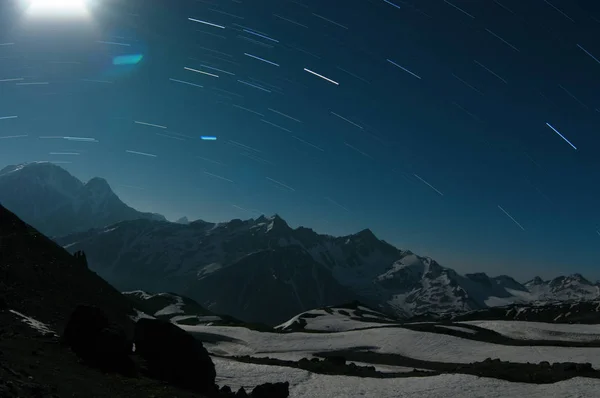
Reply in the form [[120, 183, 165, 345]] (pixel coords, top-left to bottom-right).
[[0, 162, 165, 237], [4, 162, 600, 325]]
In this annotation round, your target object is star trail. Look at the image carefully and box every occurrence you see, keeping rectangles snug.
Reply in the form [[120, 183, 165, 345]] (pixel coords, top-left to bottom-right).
[[0, 0, 599, 280]]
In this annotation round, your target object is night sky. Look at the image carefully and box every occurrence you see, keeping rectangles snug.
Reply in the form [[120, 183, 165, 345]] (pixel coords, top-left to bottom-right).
[[0, 0, 599, 281]]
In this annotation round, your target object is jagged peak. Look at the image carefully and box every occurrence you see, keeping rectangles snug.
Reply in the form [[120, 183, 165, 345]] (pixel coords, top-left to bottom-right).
[[549, 273, 590, 283], [356, 228, 376, 238], [348, 228, 382, 246], [79, 177, 117, 203], [84, 177, 112, 190], [526, 276, 545, 285], [547, 273, 593, 289], [566, 273, 591, 283], [266, 213, 291, 232], [269, 213, 285, 222]]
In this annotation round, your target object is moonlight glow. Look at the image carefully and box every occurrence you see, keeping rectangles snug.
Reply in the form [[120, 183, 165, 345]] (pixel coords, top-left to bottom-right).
[[25, 0, 90, 19]]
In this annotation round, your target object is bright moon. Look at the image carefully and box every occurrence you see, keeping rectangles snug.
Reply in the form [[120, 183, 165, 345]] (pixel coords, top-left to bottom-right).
[[25, 0, 90, 19]]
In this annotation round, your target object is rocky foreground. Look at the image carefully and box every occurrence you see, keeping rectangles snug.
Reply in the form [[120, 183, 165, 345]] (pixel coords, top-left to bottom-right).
[[0, 304, 291, 398], [63, 304, 291, 397]]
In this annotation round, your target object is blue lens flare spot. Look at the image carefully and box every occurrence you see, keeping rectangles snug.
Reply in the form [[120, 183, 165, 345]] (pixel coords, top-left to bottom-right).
[[201, 136, 217, 141], [113, 54, 144, 65]]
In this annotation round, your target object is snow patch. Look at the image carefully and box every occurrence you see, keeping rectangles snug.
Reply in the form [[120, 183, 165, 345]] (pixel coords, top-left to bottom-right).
[[212, 357, 600, 398], [185, 324, 600, 368], [9, 310, 57, 336], [460, 320, 600, 343], [123, 290, 154, 300], [276, 307, 398, 332]]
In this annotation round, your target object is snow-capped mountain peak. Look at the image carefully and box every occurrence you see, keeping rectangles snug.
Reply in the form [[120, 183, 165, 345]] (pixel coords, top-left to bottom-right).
[[0, 163, 26, 175], [0, 162, 165, 237], [265, 213, 291, 233], [523, 274, 599, 303]]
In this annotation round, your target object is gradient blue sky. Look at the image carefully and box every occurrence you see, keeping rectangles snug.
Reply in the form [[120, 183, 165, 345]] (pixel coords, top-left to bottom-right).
[[0, 0, 599, 281]]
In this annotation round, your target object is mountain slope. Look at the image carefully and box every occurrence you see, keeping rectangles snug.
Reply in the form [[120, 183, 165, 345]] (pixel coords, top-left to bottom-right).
[[0, 203, 135, 331], [0, 162, 165, 237], [183, 246, 358, 325]]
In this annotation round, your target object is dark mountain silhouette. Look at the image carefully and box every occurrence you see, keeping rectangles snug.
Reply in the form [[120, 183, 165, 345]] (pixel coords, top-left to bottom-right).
[[0, 203, 134, 331]]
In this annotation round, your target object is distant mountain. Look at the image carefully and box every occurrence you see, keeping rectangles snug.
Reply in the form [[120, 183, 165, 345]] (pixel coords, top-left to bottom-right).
[[524, 274, 600, 302], [0, 162, 165, 237], [175, 216, 190, 224], [0, 203, 135, 331], [449, 299, 600, 324], [55, 212, 600, 325]]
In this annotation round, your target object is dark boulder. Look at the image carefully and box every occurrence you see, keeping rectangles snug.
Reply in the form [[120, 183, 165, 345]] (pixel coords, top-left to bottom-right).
[[95, 324, 135, 375], [576, 363, 593, 372], [134, 318, 216, 393], [251, 382, 289, 398], [63, 305, 134, 374], [63, 305, 109, 353], [219, 385, 234, 397]]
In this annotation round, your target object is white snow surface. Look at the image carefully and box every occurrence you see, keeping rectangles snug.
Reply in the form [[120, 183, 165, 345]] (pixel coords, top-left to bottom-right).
[[460, 320, 600, 342], [276, 307, 398, 332], [9, 310, 57, 336], [123, 290, 153, 300], [213, 357, 600, 398], [184, 324, 600, 367]]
